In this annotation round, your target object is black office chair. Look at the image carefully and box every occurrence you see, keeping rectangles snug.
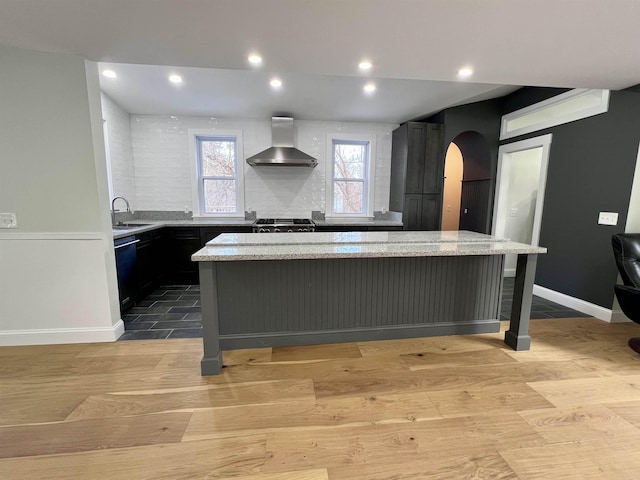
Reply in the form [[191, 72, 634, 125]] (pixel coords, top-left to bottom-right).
[[612, 233, 640, 353]]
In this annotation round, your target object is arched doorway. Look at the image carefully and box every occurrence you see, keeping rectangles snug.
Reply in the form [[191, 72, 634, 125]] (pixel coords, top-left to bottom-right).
[[441, 131, 493, 233], [441, 143, 463, 230]]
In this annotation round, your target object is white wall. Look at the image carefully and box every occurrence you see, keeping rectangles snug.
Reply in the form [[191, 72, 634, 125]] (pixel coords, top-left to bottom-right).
[[0, 45, 122, 345], [101, 93, 137, 207], [129, 115, 396, 216]]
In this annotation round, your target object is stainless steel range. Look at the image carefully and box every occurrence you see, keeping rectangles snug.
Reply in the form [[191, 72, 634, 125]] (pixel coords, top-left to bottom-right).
[[252, 218, 315, 233]]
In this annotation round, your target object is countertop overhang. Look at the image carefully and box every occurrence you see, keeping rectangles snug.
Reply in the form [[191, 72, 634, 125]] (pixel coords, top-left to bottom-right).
[[191, 231, 547, 262]]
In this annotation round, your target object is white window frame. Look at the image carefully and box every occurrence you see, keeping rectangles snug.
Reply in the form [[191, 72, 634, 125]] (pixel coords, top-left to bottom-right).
[[500, 88, 610, 140], [188, 129, 245, 218], [325, 133, 376, 218]]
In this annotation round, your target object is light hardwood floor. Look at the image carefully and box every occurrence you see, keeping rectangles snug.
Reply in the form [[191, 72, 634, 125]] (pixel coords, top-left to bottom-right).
[[2, 318, 640, 479]]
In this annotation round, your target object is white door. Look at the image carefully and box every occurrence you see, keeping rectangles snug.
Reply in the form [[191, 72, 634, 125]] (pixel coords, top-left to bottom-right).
[[492, 134, 552, 276]]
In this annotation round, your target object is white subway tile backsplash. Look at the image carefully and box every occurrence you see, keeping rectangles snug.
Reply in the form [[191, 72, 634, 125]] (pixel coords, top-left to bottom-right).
[[101, 93, 136, 206], [106, 112, 397, 216]]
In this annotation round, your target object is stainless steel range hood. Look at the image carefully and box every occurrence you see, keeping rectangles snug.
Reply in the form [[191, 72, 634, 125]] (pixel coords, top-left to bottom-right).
[[246, 117, 317, 167]]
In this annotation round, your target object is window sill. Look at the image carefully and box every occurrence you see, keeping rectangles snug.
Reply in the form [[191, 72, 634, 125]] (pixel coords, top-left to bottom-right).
[[324, 216, 375, 222], [192, 215, 246, 220]]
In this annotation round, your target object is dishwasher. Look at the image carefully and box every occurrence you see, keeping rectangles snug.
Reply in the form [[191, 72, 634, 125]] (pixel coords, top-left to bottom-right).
[[114, 235, 139, 313]]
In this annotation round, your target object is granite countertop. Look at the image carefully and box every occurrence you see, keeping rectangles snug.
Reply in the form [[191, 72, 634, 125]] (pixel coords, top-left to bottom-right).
[[207, 230, 504, 246], [192, 230, 547, 262], [111, 219, 255, 239], [112, 218, 403, 239]]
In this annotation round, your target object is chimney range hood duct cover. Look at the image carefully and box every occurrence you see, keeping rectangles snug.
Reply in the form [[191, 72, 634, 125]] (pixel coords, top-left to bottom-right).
[[246, 117, 317, 167]]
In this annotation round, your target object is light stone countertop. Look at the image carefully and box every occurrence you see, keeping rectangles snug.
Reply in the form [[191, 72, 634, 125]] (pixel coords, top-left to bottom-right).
[[112, 218, 401, 239], [192, 231, 547, 262], [112, 219, 256, 239], [207, 230, 504, 246]]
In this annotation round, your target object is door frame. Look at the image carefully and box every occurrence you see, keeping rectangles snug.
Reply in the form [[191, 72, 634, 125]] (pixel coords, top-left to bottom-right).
[[492, 134, 552, 249]]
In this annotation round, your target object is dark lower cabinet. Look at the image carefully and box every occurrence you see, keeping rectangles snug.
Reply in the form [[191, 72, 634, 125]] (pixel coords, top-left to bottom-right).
[[136, 229, 162, 298], [115, 225, 255, 314], [162, 227, 201, 285], [316, 225, 361, 232], [161, 225, 253, 285], [114, 235, 139, 313], [200, 226, 252, 244], [117, 223, 407, 311]]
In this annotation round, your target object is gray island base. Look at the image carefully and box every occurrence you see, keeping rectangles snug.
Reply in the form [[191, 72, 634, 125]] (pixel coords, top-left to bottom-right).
[[192, 231, 546, 375]]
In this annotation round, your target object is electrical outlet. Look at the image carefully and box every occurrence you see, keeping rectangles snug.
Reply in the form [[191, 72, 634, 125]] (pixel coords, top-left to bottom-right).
[[598, 212, 618, 226], [0, 213, 18, 228]]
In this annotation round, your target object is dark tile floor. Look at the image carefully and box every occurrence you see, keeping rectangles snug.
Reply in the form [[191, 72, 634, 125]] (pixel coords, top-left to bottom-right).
[[500, 278, 590, 320], [119, 278, 590, 341], [119, 285, 203, 341]]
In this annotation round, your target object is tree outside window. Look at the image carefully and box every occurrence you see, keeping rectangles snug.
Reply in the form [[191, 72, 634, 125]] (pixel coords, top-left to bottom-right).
[[333, 140, 369, 214], [198, 136, 238, 214]]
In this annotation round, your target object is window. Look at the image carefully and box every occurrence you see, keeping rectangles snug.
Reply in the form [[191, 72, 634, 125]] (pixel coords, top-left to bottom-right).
[[500, 89, 609, 140], [190, 130, 244, 217], [329, 138, 373, 216]]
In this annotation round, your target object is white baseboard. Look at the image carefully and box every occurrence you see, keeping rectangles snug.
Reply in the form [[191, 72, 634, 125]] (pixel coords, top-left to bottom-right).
[[0, 320, 125, 346], [532, 284, 613, 322], [610, 310, 633, 324]]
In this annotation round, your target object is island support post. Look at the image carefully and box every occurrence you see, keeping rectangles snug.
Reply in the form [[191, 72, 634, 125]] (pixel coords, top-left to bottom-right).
[[199, 262, 223, 375], [504, 253, 537, 351]]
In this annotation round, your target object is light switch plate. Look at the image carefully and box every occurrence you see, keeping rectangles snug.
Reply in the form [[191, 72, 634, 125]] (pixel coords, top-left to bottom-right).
[[510, 208, 518, 217], [598, 211, 618, 226], [0, 213, 18, 228]]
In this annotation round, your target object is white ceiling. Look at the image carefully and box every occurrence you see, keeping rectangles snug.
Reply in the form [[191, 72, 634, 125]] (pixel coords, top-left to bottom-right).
[[2, 0, 639, 122], [97, 62, 518, 123]]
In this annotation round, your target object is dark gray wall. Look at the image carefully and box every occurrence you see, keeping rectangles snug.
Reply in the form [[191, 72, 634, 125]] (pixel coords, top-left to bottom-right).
[[500, 89, 640, 308], [625, 84, 640, 94], [454, 131, 492, 181], [431, 99, 503, 173], [426, 86, 640, 309], [428, 99, 502, 233], [501, 87, 571, 114]]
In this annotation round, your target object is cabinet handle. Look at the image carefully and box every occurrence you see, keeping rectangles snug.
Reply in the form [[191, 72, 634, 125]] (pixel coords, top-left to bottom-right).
[[115, 239, 140, 249]]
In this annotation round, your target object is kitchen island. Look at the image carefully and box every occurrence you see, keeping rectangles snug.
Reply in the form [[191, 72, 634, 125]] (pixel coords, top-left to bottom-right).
[[192, 231, 546, 375]]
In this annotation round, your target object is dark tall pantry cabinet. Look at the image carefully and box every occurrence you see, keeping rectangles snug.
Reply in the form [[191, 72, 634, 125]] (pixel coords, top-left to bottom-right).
[[389, 122, 445, 230]]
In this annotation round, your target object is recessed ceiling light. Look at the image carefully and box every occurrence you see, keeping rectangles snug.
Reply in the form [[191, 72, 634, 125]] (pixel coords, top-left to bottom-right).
[[248, 54, 263, 65], [363, 82, 376, 93], [358, 61, 373, 71], [270, 78, 282, 88], [102, 69, 117, 79], [169, 74, 183, 84], [457, 67, 473, 78]]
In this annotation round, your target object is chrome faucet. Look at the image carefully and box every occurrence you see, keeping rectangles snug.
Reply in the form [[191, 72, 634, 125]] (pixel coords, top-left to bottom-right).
[[111, 196, 131, 226]]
